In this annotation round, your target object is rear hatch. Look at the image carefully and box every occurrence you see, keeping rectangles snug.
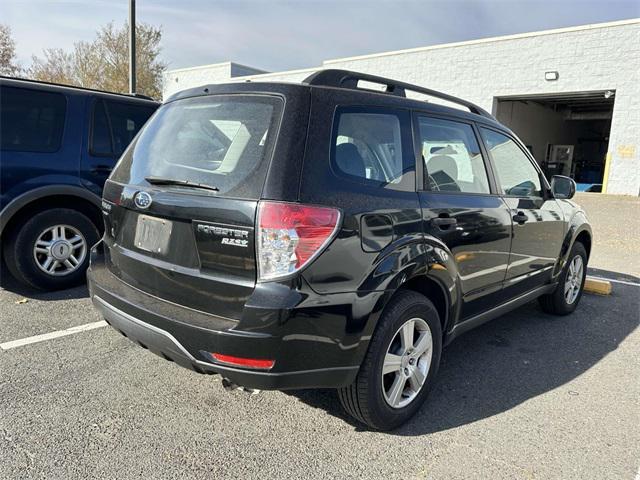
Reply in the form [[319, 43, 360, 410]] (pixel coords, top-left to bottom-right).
[[102, 92, 286, 320]]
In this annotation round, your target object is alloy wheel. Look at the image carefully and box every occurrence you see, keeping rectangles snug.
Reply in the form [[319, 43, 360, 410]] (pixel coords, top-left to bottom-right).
[[381, 317, 433, 409], [33, 224, 87, 276], [564, 255, 584, 305]]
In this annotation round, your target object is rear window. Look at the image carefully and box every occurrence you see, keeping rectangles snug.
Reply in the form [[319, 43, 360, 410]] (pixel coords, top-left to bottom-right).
[[111, 95, 283, 199], [0, 86, 66, 152]]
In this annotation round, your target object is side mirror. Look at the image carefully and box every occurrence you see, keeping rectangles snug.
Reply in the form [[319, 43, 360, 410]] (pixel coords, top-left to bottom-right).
[[551, 175, 576, 199]]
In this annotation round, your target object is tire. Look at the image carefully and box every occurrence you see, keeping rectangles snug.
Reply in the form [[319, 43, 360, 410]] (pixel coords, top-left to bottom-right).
[[3, 208, 99, 291], [539, 241, 588, 315], [338, 290, 442, 430]]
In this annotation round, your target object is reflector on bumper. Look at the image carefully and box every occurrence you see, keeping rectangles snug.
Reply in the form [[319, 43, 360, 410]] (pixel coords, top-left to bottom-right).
[[210, 352, 275, 370]]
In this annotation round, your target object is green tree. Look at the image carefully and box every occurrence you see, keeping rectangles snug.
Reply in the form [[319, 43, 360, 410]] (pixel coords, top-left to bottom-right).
[[0, 24, 21, 76], [29, 22, 166, 99]]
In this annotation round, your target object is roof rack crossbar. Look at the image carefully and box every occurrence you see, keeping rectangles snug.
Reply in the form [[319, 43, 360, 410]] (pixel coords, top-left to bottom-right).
[[303, 69, 494, 119]]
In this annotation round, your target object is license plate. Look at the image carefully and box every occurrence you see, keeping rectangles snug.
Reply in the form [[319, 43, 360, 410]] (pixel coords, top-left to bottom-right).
[[134, 215, 173, 254]]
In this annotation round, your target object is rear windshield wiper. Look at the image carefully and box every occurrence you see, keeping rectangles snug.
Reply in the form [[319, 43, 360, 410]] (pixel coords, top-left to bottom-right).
[[145, 176, 220, 192]]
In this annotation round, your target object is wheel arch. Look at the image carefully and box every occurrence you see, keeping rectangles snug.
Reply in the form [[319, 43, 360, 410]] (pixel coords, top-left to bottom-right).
[[364, 239, 460, 342], [398, 275, 450, 334], [0, 186, 103, 239], [556, 210, 592, 278], [574, 229, 592, 259]]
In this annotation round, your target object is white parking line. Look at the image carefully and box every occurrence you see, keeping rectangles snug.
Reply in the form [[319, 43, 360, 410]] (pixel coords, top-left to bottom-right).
[[0, 320, 108, 351], [587, 275, 640, 287], [1, 275, 636, 352]]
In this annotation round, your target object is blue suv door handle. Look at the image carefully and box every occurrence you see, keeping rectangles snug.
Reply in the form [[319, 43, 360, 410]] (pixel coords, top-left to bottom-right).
[[91, 165, 113, 174]]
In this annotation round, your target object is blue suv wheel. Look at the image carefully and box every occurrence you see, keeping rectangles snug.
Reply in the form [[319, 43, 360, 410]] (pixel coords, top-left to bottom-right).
[[3, 208, 99, 290]]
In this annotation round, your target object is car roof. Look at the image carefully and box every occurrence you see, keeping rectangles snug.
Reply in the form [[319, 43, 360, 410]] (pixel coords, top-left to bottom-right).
[[165, 69, 509, 131], [0, 76, 159, 105]]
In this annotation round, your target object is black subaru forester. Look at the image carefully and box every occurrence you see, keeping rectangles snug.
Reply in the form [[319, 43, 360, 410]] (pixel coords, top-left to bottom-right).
[[88, 70, 592, 430]]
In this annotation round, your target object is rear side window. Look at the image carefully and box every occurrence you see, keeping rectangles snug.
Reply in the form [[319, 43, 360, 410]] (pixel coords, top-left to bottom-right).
[[90, 99, 156, 157], [106, 101, 156, 156], [91, 100, 113, 156], [0, 86, 66, 152], [418, 116, 490, 194], [332, 108, 414, 190], [480, 128, 543, 197], [111, 95, 283, 199]]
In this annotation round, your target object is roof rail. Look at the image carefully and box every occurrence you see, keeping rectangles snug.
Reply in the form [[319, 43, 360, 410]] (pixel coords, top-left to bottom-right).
[[303, 69, 494, 119], [131, 93, 156, 101], [0, 75, 158, 102]]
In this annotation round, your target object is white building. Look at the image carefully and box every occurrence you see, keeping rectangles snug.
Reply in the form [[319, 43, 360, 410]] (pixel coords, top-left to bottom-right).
[[163, 19, 640, 195]]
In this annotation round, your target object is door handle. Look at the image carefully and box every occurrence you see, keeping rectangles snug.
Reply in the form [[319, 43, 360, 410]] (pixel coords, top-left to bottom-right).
[[512, 211, 528, 224], [432, 214, 457, 230], [91, 165, 113, 174]]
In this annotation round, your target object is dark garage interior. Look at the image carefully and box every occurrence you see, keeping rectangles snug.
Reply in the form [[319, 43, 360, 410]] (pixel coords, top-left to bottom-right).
[[495, 91, 615, 191]]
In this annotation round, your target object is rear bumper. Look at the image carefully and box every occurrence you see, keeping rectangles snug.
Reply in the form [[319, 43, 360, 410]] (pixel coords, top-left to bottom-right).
[[87, 245, 382, 390], [92, 294, 357, 390]]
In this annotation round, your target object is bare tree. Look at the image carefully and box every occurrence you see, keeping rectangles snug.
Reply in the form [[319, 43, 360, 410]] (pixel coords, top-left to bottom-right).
[[29, 22, 166, 99], [0, 24, 21, 76]]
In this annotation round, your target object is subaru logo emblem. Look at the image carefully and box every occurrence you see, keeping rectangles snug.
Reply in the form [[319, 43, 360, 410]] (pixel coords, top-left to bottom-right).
[[134, 191, 152, 209]]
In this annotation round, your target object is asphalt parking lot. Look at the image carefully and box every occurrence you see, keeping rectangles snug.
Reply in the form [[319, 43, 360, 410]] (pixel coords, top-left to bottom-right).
[[1, 194, 638, 480]]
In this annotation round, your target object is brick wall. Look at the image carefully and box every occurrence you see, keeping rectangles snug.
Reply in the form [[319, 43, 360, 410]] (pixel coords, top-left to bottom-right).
[[163, 20, 640, 195]]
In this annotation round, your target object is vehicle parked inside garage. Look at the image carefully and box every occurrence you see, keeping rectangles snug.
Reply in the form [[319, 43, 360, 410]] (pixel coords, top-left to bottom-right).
[[88, 70, 592, 430], [0, 77, 158, 290]]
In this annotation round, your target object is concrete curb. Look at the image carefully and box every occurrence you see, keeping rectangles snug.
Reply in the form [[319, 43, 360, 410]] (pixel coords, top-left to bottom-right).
[[584, 276, 613, 295]]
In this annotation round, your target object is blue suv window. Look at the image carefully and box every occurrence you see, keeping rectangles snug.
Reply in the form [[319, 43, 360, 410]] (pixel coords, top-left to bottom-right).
[[91, 100, 112, 156], [0, 86, 66, 153], [107, 101, 156, 156], [90, 99, 156, 157]]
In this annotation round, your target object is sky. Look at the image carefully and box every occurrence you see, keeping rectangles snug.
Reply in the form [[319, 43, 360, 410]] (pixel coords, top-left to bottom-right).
[[3, 0, 639, 73]]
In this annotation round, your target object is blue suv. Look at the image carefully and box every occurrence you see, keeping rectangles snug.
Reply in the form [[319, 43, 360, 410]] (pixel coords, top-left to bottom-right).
[[0, 77, 158, 290]]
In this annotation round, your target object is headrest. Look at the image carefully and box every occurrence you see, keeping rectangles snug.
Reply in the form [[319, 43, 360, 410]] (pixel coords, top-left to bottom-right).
[[428, 155, 458, 179], [336, 143, 366, 178]]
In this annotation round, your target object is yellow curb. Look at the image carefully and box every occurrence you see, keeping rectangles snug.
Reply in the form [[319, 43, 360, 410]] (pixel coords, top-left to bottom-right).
[[584, 277, 612, 295]]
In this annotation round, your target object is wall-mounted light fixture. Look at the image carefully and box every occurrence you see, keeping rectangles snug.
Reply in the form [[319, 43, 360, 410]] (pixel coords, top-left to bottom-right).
[[545, 71, 559, 81], [604, 90, 614, 99]]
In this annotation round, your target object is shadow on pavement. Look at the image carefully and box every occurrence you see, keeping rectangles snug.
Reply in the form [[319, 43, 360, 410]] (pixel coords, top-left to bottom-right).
[[289, 271, 639, 434], [0, 262, 89, 301]]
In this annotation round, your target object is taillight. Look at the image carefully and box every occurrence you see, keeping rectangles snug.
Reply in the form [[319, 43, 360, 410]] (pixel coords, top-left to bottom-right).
[[257, 201, 341, 281]]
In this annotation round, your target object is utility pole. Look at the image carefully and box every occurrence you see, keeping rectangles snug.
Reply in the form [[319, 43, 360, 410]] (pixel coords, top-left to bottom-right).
[[129, 0, 136, 94]]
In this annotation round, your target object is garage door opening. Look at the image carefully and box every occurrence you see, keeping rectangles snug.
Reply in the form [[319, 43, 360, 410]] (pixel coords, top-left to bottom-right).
[[494, 91, 615, 192]]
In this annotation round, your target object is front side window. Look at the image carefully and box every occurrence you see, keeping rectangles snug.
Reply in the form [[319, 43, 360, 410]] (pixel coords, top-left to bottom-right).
[[418, 116, 490, 194], [0, 86, 66, 152], [480, 128, 542, 197], [332, 110, 414, 190]]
